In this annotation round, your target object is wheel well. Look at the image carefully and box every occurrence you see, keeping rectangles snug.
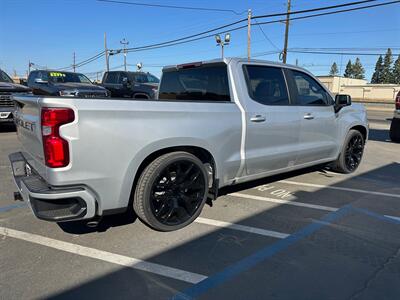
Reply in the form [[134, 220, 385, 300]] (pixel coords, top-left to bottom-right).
[[133, 93, 149, 99], [130, 146, 216, 200], [350, 125, 367, 141]]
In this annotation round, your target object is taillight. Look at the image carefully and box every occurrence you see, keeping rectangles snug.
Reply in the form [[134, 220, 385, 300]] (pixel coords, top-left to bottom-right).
[[41, 108, 75, 168], [396, 93, 400, 110]]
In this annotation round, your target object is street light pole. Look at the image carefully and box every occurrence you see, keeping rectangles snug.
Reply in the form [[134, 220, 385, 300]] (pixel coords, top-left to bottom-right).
[[120, 38, 129, 71]]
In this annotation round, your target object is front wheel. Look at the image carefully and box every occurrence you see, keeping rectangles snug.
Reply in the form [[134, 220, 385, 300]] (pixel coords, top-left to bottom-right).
[[133, 152, 209, 231], [331, 130, 365, 174]]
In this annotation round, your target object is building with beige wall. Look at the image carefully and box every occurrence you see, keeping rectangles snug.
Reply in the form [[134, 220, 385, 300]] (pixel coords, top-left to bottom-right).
[[317, 75, 400, 103]]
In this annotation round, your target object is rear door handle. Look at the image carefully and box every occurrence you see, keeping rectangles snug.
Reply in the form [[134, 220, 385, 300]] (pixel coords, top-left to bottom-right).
[[250, 115, 266, 123], [303, 113, 314, 120]]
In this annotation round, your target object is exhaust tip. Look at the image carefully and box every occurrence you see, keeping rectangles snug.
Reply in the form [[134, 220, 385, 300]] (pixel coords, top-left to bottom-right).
[[86, 217, 102, 228]]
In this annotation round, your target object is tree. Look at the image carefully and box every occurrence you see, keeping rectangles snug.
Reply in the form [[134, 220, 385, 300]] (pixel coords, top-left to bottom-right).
[[343, 60, 353, 78], [329, 62, 339, 76], [371, 55, 384, 83], [382, 48, 394, 83], [393, 55, 400, 84], [352, 57, 365, 79]]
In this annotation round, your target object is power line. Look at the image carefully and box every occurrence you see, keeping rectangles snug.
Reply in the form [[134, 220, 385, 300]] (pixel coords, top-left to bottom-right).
[[121, 0, 399, 54], [253, 19, 280, 51], [288, 50, 400, 56], [255, 0, 400, 26], [253, 0, 378, 19], [97, 0, 248, 15]]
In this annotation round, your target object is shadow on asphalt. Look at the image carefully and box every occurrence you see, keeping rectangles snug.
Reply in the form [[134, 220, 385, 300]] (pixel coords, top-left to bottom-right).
[[368, 128, 392, 142], [57, 207, 138, 234], [46, 163, 400, 300], [0, 124, 16, 133]]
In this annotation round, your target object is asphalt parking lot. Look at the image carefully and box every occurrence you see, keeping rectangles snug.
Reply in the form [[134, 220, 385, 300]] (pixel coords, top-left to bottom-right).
[[0, 107, 399, 300]]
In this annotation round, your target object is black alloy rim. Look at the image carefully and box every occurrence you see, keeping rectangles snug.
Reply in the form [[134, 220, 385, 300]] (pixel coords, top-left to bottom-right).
[[150, 160, 206, 226], [345, 135, 364, 171]]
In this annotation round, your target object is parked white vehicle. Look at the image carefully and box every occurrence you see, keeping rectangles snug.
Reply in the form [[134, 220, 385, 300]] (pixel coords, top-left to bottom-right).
[[10, 58, 368, 231]]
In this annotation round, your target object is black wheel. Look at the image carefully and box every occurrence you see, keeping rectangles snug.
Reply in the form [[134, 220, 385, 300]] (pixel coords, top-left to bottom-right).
[[331, 130, 365, 174], [133, 151, 209, 231], [389, 118, 400, 142]]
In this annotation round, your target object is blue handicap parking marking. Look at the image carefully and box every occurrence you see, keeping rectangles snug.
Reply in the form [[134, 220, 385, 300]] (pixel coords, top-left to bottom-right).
[[173, 204, 400, 300], [0, 202, 27, 213]]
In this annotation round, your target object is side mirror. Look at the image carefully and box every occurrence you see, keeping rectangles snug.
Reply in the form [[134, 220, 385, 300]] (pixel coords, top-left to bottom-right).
[[35, 78, 48, 84], [335, 94, 351, 112]]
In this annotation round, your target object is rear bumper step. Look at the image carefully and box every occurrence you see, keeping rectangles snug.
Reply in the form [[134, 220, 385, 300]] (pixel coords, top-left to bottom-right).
[[9, 152, 97, 222]]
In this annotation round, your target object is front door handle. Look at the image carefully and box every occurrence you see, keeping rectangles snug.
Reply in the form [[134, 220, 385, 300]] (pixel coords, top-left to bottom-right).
[[303, 113, 314, 120], [250, 115, 266, 123]]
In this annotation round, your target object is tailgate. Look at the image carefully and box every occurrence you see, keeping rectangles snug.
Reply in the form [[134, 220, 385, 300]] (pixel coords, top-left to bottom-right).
[[13, 95, 47, 179]]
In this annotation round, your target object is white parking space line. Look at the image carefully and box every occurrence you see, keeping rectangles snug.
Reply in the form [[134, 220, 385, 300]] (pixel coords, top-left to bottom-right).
[[385, 215, 400, 222], [195, 217, 289, 239], [229, 193, 338, 212], [230, 192, 400, 222], [0, 227, 207, 284], [280, 180, 400, 199]]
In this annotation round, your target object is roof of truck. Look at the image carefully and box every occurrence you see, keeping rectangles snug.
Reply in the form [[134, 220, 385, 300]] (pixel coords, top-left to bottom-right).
[[163, 57, 311, 74]]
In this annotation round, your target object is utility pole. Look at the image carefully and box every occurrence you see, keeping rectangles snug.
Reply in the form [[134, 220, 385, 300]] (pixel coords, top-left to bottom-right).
[[282, 0, 291, 64], [120, 38, 129, 71], [104, 32, 109, 72], [73, 52, 76, 72], [247, 9, 252, 61]]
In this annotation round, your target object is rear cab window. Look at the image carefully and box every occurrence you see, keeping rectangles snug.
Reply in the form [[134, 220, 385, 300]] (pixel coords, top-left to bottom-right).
[[158, 63, 231, 102], [243, 65, 289, 105]]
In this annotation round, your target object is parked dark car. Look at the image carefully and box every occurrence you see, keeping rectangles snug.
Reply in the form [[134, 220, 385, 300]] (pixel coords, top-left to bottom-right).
[[101, 71, 159, 99], [0, 69, 31, 125], [389, 91, 400, 142], [27, 70, 110, 98]]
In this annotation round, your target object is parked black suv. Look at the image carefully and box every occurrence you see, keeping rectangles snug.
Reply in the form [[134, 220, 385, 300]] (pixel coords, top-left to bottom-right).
[[0, 69, 31, 125], [101, 71, 159, 99], [28, 70, 109, 98]]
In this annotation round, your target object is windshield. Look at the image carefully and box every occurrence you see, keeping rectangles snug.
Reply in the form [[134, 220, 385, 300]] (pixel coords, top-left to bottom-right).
[[48, 72, 92, 84], [0, 70, 13, 83]]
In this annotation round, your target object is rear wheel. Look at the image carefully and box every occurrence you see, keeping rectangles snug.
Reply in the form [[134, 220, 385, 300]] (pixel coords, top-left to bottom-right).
[[331, 130, 365, 174], [389, 118, 400, 142], [133, 152, 209, 231]]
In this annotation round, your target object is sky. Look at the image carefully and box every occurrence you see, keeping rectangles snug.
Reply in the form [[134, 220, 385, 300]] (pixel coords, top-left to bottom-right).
[[1, 0, 399, 82]]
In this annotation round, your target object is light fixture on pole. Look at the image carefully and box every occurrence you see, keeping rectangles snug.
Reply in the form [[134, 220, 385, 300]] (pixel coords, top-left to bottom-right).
[[215, 33, 230, 59]]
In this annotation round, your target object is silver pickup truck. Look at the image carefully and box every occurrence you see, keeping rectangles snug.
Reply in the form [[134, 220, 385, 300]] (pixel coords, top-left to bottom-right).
[[9, 58, 368, 231]]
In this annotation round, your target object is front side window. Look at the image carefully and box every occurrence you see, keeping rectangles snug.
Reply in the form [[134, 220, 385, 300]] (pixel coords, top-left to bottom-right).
[[158, 63, 230, 101], [243, 65, 289, 105], [289, 70, 333, 106]]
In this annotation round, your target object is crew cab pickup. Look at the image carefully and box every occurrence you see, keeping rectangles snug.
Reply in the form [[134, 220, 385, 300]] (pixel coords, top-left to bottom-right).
[[9, 58, 368, 231]]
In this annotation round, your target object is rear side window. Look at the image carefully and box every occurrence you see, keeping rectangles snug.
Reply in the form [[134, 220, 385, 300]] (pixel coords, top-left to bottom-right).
[[288, 70, 333, 106], [104, 72, 119, 84], [243, 65, 289, 105], [158, 63, 230, 101]]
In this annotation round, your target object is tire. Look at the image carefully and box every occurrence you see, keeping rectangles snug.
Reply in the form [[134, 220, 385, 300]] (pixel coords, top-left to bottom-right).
[[389, 118, 400, 143], [331, 129, 365, 174], [133, 151, 209, 231]]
